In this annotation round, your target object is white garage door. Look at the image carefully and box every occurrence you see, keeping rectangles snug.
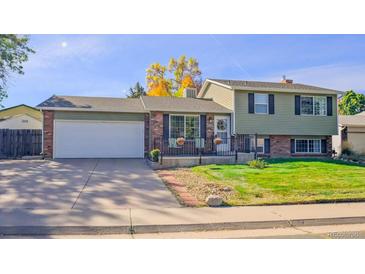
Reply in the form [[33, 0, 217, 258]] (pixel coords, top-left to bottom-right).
[[54, 120, 144, 158]]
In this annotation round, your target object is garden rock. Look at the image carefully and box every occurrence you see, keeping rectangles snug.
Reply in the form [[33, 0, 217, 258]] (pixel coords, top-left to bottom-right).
[[205, 195, 223, 207]]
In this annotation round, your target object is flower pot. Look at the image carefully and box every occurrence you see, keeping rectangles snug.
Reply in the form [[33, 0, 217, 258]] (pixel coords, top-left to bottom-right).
[[176, 137, 185, 146], [214, 137, 222, 145]]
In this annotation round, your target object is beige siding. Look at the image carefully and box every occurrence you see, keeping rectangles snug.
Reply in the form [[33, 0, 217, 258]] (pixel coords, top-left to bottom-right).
[[54, 111, 145, 121], [200, 83, 234, 110], [347, 126, 365, 155], [235, 90, 338, 135]]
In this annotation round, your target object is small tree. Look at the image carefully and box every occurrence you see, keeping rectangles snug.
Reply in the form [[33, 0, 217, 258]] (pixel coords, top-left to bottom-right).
[[0, 35, 35, 106], [126, 82, 146, 98], [338, 90, 365, 115]]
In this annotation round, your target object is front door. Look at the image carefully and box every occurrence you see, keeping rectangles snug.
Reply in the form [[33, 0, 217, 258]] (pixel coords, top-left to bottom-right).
[[214, 115, 231, 153]]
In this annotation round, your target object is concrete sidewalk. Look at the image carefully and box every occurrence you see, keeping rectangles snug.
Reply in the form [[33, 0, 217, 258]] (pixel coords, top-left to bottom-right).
[[1, 202, 365, 235]]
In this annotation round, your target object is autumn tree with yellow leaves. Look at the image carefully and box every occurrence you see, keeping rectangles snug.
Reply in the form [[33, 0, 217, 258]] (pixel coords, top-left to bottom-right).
[[146, 55, 202, 97]]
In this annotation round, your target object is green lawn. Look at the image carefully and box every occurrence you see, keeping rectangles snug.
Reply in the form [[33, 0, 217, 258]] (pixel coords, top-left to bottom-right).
[[191, 159, 365, 205]]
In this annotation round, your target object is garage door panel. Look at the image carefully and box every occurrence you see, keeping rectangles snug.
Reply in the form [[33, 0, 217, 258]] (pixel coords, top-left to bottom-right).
[[54, 120, 144, 158]]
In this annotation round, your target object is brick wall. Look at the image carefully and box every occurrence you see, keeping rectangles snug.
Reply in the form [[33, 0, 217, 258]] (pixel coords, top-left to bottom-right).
[[42, 110, 54, 158], [270, 135, 291, 157], [150, 111, 163, 149]]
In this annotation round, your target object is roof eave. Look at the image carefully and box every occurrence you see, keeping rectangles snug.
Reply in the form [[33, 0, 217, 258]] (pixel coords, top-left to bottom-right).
[[37, 107, 147, 113], [197, 79, 233, 98], [233, 86, 343, 95]]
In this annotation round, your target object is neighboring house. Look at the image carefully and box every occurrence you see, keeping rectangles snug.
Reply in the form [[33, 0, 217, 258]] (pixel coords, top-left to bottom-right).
[[37, 78, 342, 159], [332, 112, 365, 155], [0, 104, 42, 130]]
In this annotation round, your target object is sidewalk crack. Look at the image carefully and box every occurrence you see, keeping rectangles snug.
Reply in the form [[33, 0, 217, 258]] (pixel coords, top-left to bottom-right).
[[71, 159, 99, 209]]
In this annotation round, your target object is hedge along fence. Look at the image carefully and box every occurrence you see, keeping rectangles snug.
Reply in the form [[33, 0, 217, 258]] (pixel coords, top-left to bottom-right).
[[0, 129, 42, 158]]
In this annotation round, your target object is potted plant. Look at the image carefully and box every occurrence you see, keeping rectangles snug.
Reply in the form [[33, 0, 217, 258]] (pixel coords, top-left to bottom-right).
[[214, 137, 222, 145], [176, 137, 185, 146]]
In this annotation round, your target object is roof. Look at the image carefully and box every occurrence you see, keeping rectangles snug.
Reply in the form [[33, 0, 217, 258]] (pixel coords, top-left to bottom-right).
[[37, 95, 146, 113], [140, 96, 231, 113], [0, 104, 41, 121], [202, 78, 342, 95], [339, 112, 365, 127]]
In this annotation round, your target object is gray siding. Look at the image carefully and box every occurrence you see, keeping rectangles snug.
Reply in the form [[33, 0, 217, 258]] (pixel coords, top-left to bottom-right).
[[235, 90, 338, 135], [54, 111, 145, 121], [200, 83, 234, 110]]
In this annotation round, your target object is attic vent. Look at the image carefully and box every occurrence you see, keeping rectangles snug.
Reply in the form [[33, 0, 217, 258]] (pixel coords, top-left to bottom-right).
[[183, 88, 197, 98]]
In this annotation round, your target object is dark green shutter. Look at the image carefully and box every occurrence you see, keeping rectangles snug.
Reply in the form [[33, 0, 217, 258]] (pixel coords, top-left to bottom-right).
[[163, 114, 169, 141], [244, 136, 251, 152], [200, 115, 206, 139], [248, 93, 255, 113], [264, 138, 270, 154], [268, 94, 275, 114], [290, 139, 295, 153], [295, 95, 301, 115], [321, 139, 327, 153], [327, 96, 333, 116]]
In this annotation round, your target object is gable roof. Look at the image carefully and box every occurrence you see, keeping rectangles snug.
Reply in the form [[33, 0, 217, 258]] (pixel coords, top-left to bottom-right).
[[201, 78, 342, 95], [0, 104, 41, 121], [140, 96, 231, 113], [339, 112, 365, 127], [37, 95, 146, 113]]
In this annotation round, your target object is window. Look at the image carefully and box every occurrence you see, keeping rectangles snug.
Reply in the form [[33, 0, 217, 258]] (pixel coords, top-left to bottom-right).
[[295, 139, 321, 153], [301, 96, 327, 116], [255, 94, 268, 114], [170, 115, 200, 139], [250, 137, 265, 153]]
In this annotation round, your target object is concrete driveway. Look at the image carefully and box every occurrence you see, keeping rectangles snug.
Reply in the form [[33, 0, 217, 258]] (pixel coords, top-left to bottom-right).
[[0, 159, 179, 209]]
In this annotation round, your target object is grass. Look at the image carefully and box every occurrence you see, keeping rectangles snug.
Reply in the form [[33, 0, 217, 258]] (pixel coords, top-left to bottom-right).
[[189, 158, 365, 206]]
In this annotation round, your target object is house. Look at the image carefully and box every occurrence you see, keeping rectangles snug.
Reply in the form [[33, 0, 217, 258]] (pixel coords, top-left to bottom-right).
[[332, 112, 365, 155], [37, 78, 342, 159], [0, 104, 42, 130]]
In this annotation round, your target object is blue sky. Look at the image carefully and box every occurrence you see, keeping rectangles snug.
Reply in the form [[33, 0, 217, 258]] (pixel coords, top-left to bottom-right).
[[3, 34, 365, 108]]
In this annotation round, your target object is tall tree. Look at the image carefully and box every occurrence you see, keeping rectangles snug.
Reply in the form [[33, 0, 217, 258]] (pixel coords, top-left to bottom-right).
[[338, 90, 365, 115], [0, 35, 35, 106], [146, 55, 202, 97], [126, 82, 146, 98]]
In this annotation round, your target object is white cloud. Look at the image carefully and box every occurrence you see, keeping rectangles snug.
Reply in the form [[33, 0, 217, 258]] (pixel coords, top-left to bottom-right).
[[261, 63, 365, 93]]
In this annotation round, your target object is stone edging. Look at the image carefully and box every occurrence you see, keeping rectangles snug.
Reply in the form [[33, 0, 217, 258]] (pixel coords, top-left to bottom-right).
[[158, 171, 201, 207]]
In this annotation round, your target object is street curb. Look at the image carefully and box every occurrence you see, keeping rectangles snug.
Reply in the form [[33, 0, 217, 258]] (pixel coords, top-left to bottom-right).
[[2, 216, 365, 236]]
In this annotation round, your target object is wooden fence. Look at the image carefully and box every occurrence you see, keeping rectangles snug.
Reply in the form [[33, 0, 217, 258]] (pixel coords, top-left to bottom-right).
[[0, 129, 42, 158]]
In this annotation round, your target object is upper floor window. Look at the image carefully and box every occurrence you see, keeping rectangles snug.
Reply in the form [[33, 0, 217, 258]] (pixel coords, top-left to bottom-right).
[[255, 93, 268, 114], [301, 96, 327, 116]]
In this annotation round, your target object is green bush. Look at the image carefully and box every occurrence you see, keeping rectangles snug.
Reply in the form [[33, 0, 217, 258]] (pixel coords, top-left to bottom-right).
[[150, 149, 160, 162], [248, 158, 268, 169]]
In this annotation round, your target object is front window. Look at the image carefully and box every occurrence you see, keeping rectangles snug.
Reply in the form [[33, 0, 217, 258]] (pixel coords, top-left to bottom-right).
[[255, 94, 268, 114], [295, 139, 321, 153], [301, 96, 327, 116], [170, 115, 200, 139], [250, 137, 266, 153]]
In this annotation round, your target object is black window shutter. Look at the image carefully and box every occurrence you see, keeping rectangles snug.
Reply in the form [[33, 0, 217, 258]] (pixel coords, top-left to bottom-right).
[[244, 136, 251, 152], [264, 138, 270, 154], [327, 96, 333, 116], [290, 139, 295, 153], [200, 115, 206, 139], [163, 114, 169, 141], [268, 94, 275, 114], [248, 93, 255, 113], [295, 95, 301, 115], [321, 139, 327, 153]]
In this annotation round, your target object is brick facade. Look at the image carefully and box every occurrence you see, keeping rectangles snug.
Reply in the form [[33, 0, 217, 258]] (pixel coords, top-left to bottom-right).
[[150, 111, 163, 150], [270, 135, 291, 157], [144, 113, 150, 155], [42, 110, 54, 158]]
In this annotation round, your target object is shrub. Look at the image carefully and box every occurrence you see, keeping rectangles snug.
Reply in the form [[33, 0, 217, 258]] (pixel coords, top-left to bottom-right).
[[248, 158, 267, 169], [150, 149, 160, 162]]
